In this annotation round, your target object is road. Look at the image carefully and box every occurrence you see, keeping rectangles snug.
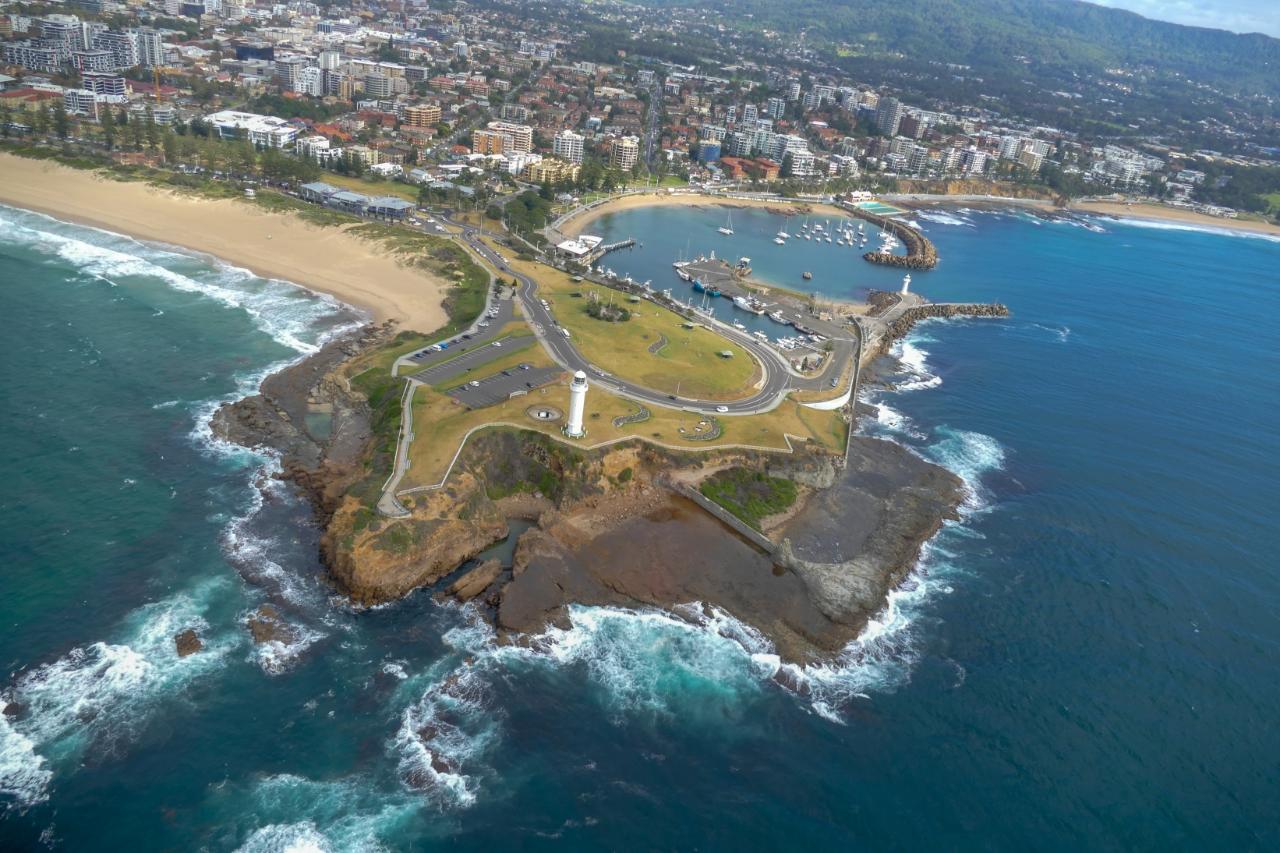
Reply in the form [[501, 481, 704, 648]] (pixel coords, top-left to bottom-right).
[[445, 217, 863, 416]]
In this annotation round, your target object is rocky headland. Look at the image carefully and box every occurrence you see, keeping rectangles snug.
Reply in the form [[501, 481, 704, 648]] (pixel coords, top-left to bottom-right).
[[211, 310, 978, 665]]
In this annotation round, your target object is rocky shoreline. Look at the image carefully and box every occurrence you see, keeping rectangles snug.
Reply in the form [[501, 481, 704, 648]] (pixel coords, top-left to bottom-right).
[[209, 310, 974, 665]]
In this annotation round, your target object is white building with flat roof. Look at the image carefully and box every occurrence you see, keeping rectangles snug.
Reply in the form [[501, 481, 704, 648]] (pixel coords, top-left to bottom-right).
[[205, 110, 300, 147]]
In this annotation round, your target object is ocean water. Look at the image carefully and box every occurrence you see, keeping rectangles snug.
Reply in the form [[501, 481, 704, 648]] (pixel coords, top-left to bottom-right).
[[1, 200, 1278, 849]]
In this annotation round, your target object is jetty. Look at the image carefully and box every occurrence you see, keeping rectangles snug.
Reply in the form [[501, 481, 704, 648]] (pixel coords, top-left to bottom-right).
[[840, 205, 939, 270]]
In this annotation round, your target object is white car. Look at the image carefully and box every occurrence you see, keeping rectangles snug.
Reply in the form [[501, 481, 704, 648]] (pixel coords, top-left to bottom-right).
[[492, 341, 502, 347], [469, 380, 480, 387], [715, 405, 729, 413]]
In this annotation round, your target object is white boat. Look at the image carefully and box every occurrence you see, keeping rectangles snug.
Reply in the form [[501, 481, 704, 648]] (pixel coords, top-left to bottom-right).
[[732, 320, 746, 330], [776, 229, 790, 239], [733, 296, 754, 311], [767, 310, 791, 325], [804, 233, 812, 240], [836, 239, 845, 246], [717, 212, 734, 235], [752, 330, 770, 342], [774, 237, 786, 245], [677, 269, 691, 281], [825, 236, 833, 243]]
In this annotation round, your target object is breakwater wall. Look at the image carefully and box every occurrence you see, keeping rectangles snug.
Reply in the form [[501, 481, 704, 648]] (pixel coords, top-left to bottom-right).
[[865, 302, 1010, 362], [662, 478, 778, 555], [841, 205, 939, 270]]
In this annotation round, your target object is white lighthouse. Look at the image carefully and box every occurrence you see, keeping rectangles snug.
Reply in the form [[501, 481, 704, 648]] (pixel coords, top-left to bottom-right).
[[565, 370, 588, 438], [901, 273, 912, 294]]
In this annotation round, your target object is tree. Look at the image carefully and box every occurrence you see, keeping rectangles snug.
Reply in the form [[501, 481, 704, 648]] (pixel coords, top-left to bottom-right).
[[101, 106, 116, 149], [129, 113, 144, 151], [162, 129, 177, 163], [143, 108, 160, 149], [0, 103, 11, 139]]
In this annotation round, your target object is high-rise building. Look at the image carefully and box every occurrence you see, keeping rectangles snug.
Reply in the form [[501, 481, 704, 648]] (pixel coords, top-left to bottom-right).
[[999, 135, 1024, 160], [40, 15, 86, 52], [608, 135, 640, 171], [131, 28, 165, 68], [766, 97, 785, 120], [317, 49, 341, 71], [476, 120, 533, 154], [92, 30, 138, 69], [275, 55, 310, 89], [742, 103, 758, 124], [874, 97, 903, 137], [363, 72, 391, 98], [552, 129, 584, 164], [297, 66, 324, 97]]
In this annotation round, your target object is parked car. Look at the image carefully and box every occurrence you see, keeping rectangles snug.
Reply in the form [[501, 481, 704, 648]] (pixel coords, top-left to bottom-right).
[[715, 405, 729, 413]]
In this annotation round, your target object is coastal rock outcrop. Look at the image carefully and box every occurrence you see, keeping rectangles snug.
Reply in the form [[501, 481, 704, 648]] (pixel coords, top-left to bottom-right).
[[174, 629, 203, 657], [439, 559, 503, 604], [245, 604, 298, 645]]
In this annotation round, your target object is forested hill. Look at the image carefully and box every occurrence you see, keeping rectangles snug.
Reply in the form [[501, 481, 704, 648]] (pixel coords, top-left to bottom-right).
[[623, 0, 1280, 100]]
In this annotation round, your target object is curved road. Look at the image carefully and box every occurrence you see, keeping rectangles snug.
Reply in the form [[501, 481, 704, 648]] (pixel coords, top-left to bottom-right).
[[448, 218, 852, 416]]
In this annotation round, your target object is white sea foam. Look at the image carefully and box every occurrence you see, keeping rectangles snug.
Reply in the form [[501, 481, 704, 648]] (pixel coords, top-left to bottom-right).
[[234, 774, 422, 853], [0, 205, 362, 355], [0, 714, 53, 812], [892, 338, 943, 392], [924, 427, 1006, 512], [916, 211, 974, 227], [393, 665, 499, 808], [1108, 215, 1280, 244], [0, 580, 240, 807]]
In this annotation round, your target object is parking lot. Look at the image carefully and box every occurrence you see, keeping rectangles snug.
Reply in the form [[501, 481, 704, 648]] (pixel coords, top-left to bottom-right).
[[410, 334, 535, 385], [403, 290, 516, 367], [446, 366, 564, 408]]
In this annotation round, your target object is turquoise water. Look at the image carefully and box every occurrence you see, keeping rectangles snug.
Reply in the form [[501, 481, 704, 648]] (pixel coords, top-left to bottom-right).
[[2, 201, 1278, 848]]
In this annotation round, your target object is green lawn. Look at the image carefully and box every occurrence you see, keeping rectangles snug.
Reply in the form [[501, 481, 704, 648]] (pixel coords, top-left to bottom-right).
[[1264, 192, 1280, 215], [509, 259, 759, 400]]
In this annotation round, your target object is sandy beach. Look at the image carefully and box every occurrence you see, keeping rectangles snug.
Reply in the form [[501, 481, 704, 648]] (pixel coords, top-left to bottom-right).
[[1068, 200, 1280, 237], [558, 188, 1280, 241], [0, 152, 451, 332], [558, 190, 850, 237]]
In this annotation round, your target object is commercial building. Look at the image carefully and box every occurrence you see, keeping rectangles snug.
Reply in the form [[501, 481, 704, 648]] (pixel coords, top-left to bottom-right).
[[62, 88, 98, 118], [204, 110, 300, 148], [91, 30, 138, 69], [552, 129, 584, 164]]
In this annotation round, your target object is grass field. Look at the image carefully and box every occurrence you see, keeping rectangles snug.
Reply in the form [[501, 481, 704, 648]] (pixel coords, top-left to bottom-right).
[[399, 343, 847, 490], [494, 250, 761, 401]]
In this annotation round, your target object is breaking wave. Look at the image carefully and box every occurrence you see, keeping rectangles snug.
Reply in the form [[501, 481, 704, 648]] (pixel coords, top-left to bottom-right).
[[0, 580, 242, 810], [1108, 215, 1280, 244], [0, 204, 362, 355], [231, 774, 424, 853], [915, 210, 975, 227]]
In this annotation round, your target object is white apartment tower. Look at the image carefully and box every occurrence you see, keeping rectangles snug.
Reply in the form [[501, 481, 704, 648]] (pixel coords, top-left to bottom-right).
[[552, 129, 584, 164]]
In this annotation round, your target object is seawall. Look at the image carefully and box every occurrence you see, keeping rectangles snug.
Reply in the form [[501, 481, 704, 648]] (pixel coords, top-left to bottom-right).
[[841, 205, 939, 270], [865, 302, 1011, 362]]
